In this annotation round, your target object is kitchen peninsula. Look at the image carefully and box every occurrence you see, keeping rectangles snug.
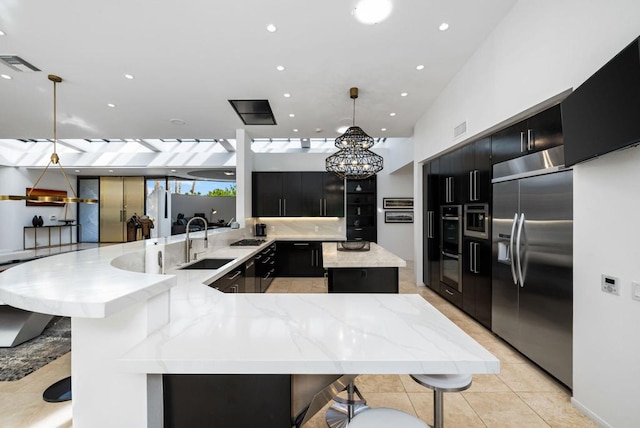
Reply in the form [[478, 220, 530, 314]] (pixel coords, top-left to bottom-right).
[[0, 228, 498, 427]]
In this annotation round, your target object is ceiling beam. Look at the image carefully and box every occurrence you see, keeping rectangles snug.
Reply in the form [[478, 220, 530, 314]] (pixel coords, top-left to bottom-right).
[[136, 139, 161, 152], [217, 139, 236, 152], [56, 139, 88, 153]]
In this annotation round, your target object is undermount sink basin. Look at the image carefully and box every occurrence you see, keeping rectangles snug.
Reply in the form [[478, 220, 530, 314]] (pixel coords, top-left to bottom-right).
[[180, 258, 236, 270]]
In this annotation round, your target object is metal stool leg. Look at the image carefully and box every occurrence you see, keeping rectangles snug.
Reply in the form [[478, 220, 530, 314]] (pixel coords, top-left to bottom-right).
[[325, 381, 369, 428], [433, 390, 444, 428]]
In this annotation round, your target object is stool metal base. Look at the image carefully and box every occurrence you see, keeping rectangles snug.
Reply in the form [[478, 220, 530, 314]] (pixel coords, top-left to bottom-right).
[[325, 402, 370, 428]]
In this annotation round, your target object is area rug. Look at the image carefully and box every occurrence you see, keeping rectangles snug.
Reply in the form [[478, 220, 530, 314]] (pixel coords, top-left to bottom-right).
[[0, 316, 71, 381]]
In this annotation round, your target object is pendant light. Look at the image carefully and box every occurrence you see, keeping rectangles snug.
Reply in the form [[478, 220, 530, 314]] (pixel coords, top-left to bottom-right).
[[326, 87, 383, 180], [0, 75, 98, 204]]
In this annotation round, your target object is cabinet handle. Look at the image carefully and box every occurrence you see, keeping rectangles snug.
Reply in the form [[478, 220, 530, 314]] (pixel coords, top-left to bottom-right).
[[228, 270, 242, 280], [283, 199, 287, 216], [450, 177, 454, 202], [444, 289, 454, 296], [520, 132, 526, 153], [316, 249, 319, 266], [320, 199, 323, 216], [324, 199, 327, 216], [474, 170, 479, 201], [311, 249, 315, 266], [527, 129, 534, 151], [279, 199, 282, 216], [294, 242, 310, 246], [246, 261, 254, 269], [469, 171, 473, 201]]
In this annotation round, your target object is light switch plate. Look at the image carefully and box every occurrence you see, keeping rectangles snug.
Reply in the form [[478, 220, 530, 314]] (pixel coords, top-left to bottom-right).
[[601, 274, 620, 295], [632, 282, 640, 302]]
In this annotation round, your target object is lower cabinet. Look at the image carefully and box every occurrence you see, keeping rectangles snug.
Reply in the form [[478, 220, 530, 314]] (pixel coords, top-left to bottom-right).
[[244, 257, 257, 293], [327, 267, 398, 293], [439, 283, 462, 307], [462, 237, 492, 328], [277, 242, 324, 277], [209, 267, 245, 293], [256, 243, 277, 292]]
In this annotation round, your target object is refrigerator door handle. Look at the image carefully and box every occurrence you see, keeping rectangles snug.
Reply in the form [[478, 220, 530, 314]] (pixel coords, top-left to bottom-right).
[[515, 213, 526, 287], [509, 213, 519, 285]]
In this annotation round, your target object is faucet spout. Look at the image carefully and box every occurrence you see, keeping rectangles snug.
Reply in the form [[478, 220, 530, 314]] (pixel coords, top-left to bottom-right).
[[185, 216, 209, 263]]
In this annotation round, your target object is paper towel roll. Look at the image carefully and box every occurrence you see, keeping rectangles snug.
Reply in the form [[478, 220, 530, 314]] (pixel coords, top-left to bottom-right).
[[145, 244, 165, 274]]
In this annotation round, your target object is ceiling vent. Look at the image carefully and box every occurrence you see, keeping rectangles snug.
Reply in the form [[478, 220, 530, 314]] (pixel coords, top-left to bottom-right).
[[0, 55, 40, 72], [454, 120, 467, 138], [228, 99, 276, 125]]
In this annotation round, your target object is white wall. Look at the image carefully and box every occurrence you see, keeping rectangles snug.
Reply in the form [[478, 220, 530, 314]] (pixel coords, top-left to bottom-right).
[[0, 166, 78, 251], [376, 162, 414, 261], [411, 1, 640, 426]]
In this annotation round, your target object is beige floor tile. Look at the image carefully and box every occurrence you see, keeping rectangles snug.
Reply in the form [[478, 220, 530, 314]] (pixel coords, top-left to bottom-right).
[[474, 335, 528, 364], [498, 363, 566, 393], [355, 374, 405, 393], [399, 374, 428, 393], [463, 391, 550, 427], [466, 374, 511, 393], [409, 391, 486, 427], [363, 392, 417, 416], [517, 391, 597, 428]]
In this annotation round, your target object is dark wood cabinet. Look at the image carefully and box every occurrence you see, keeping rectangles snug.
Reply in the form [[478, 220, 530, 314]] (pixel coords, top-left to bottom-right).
[[423, 161, 440, 290], [462, 237, 492, 328], [253, 172, 343, 217], [346, 176, 377, 242], [256, 243, 277, 292], [439, 150, 463, 204], [209, 266, 245, 293], [462, 137, 491, 203], [277, 241, 324, 277], [492, 104, 563, 165], [301, 172, 345, 217], [327, 267, 398, 293]]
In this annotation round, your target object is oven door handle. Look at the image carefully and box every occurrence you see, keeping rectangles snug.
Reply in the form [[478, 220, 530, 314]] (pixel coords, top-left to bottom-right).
[[442, 251, 459, 260], [509, 213, 518, 286]]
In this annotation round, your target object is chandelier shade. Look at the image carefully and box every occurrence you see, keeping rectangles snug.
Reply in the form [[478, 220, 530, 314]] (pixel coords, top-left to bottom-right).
[[326, 87, 384, 180]]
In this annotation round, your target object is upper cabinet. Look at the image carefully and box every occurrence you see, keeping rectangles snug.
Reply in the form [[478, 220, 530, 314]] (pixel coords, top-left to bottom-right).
[[491, 104, 563, 165], [253, 172, 344, 217], [462, 137, 491, 203], [439, 149, 463, 205], [346, 176, 377, 242]]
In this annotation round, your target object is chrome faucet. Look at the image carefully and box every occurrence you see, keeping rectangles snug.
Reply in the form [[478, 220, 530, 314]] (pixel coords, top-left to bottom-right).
[[185, 216, 208, 263]]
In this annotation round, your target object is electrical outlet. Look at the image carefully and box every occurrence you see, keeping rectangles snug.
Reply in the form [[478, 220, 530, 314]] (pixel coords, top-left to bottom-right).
[[314, 225, 319, 232], [601, 274, 620, 295]]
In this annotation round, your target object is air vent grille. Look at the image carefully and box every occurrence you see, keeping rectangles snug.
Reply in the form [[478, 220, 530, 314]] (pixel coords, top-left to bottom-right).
[[0, 55, 40, 72], [454, 120, 467, 138]]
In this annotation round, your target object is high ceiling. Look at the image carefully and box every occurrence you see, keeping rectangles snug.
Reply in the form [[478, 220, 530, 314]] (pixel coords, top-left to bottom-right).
[[0, 0, 517, 144]]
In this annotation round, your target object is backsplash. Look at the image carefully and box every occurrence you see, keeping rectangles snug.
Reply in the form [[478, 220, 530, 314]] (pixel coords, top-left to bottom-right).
[[252, 217, 346, 237]]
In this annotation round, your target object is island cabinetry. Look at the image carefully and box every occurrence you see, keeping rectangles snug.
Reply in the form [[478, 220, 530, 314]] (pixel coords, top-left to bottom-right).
[[327, 267, 398, 293], [301, 172, 345, 217], [491, 104, 562, 164], [277, 241, 324, 277], [209, 266, 245, 293], [346, 176, 377, 242], [462, 237, 492, 328]]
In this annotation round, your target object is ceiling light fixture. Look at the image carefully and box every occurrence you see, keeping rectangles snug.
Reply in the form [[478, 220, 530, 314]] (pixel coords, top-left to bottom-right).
[[389, 112, 396, 116], [124, 74, 134, 79], [223, 171, 235, 176], [401, 92, 408, 97], [326, 87, 383, 180], [276, 65, 285, 71], [284, 93, 291, 98], [0, 30, 5, 36], [439, 22, 449, 31], [353, 0, 393, 25], [1, 74, 11, 80], [416, 64, 425, 70], [0, 75, 98, 204], [266, 24, 277, 32], [289, 113, 295, 117], [107, 103, 116, 108]]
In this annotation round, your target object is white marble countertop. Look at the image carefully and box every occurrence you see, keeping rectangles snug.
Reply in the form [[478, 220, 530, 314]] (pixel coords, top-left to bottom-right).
[[120, 293, 499, 375], [322, 242, 407, 268]]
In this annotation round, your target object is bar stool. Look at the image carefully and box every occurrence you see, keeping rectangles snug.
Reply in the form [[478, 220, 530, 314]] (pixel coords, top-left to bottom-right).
[[348, 408, 428, 428], [410, 374, 472, 428], [325, 381, 369, 428]]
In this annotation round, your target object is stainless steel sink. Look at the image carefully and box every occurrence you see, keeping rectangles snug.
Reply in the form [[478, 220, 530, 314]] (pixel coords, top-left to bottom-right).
[[180, 258, 235, 270]]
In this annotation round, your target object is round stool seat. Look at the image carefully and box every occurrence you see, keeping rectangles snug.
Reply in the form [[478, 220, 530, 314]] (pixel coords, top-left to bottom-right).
[[410, 373, 472, 392], [348, 408, 428, 428]]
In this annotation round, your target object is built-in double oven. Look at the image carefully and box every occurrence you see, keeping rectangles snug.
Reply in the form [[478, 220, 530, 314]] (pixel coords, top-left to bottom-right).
[[440, 205, 462, 291]]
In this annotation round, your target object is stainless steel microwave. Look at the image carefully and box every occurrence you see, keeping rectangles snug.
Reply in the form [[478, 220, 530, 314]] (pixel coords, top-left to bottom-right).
[[464, 204, 489, 239]]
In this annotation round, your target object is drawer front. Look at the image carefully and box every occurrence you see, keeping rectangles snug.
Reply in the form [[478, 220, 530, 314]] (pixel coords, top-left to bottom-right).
[[439, 283, 462, 307]]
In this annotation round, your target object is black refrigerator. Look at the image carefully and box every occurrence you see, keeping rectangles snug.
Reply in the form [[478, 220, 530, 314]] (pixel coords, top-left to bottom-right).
[[492, 146, 573, 388]]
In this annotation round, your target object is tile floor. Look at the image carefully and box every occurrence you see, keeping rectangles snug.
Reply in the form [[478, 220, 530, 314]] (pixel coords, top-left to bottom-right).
[[0, 264, 596, 427]]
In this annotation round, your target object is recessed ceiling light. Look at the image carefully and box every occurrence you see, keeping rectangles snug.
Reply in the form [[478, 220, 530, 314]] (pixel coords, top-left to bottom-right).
[[266, 24, 277, 32], [315, 128, 322, 133], [223, 171, 235, 176], [170, 169, 177, 173], [439, 22, 449, 31], [289, 113, 295, 118], [381, 128, 387, 132], [293, 128, 299, 132], [124, 74, 134, 79], [170, 118, 186, 125], [276, 65, 285, 71], [284, 93, 291, 98], [416, 64, 425, 70], [389, 112, 396, 117], [401, 92, 408, 97], [107, 103, 116, 108], [0, 30, 5, 36], [353, 0, 393, 25], [1, 74, 11, 80], [337, 126, 349, 134], [108, 169, 114, 173], [75, 169, 81, 173]]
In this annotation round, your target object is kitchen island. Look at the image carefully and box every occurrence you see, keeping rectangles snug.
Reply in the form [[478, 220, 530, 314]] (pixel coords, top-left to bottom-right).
[[0, 228, 498, 427], [322, 242, 406, 293]]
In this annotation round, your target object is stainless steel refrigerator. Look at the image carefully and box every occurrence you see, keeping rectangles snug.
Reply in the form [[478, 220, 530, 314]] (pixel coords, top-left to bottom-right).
[[492, 146, 573, 388]]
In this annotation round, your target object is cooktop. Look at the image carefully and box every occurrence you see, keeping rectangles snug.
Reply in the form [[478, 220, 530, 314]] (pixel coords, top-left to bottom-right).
[[230, 239, 266, 246]]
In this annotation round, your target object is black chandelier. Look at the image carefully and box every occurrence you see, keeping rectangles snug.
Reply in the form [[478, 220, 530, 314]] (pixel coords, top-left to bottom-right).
[[326, 87, 383, 180]]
